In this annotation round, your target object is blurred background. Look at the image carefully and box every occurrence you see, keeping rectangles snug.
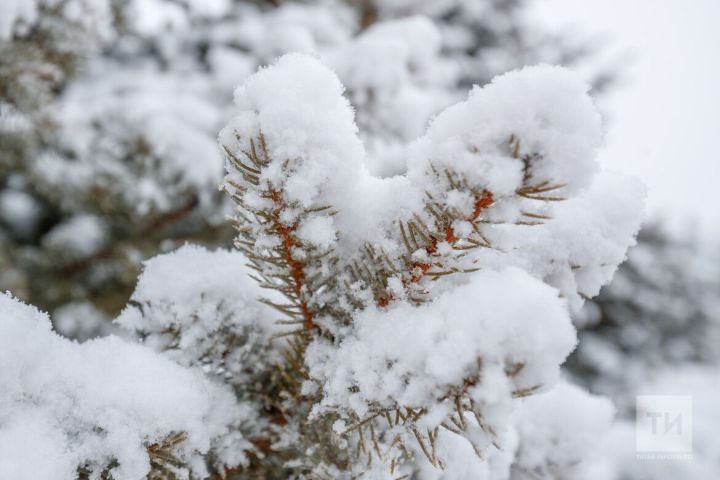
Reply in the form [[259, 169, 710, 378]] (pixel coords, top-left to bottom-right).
[[534, 0, 720, 238], [0, 0, 718, 478]]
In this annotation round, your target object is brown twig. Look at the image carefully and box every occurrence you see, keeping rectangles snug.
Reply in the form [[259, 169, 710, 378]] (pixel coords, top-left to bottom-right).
[[378, 190, 494, 307], [269, 190, 316, 332]]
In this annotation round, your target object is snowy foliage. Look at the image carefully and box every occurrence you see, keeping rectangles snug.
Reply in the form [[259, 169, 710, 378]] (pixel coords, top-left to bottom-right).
[[0, 293, 244, 480], [117, 244, 283, 391], [308, 268, 576, 417], [213, 53, 643, 477]]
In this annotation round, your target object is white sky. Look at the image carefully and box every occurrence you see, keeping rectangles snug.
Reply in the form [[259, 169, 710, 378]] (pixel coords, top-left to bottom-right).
[[530, 0, 720, 237]]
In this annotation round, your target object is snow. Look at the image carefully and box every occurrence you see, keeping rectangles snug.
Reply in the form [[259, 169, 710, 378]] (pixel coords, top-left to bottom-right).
[[512, 381, 615, 478], [126, 0, 189, 35], [0, 293, 244, 480], [0, 0, 113, 40], [570, 224, 720, 407], [117, 244, 283, 381], [53, 301, 112, 341], [35, 66, 224, 216], [487, 171, 647, 312], [328, 16, 457, 144], [220, 55, 644, 473], [0, 189, 44, 241], [43, 214, 107, 260], [222, 53, 365, 209], [532, 0, 720, 238], [220, 53, 414, 253], [224, 55, 627, 265], [307, 267, 576, 458], [296, 215, 338, 250], [408, 64, 602, 200]]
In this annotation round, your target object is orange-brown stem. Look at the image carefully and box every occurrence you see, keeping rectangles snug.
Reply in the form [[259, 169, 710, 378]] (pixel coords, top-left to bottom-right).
[[472, 190, 495, 220], [270, 190, 316, 331], [380, 191, 494, 306]]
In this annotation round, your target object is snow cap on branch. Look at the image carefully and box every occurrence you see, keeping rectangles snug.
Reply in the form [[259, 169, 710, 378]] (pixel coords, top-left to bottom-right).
[[214, 52, 644, 477], [117, 244, 283, 380], [0, 293, 244, 480], [220, 53, 423, 252], [408, 64, 602, 198], [308, 268, 576, 417], [490, 171, 646, 312], [221, 52, 365, 209]]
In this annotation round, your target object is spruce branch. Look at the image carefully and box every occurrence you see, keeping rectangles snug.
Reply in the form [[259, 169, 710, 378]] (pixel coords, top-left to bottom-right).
[[223, 133, 328, 336], [210, 56, 642, 478]]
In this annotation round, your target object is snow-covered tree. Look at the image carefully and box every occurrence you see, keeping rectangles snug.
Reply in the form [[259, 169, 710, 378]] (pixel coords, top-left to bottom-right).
[[0, 0, 612, 329], [1, 53, 644, 479]]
